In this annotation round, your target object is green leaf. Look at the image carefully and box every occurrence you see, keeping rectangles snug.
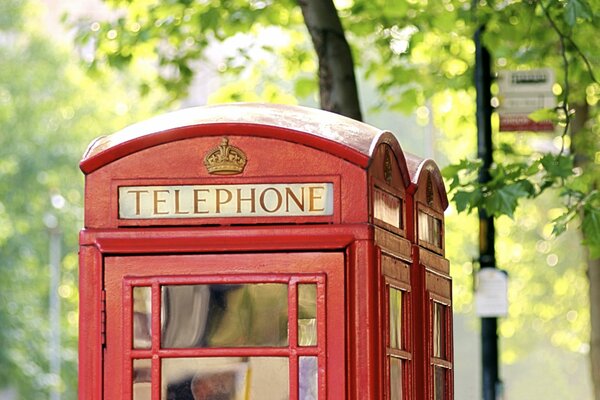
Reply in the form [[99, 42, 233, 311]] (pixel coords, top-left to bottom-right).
[[484, 181, 531, 218], [442, 158, 482, 179], [453, 188, 482, 213], [564, 0, 593, 26], [528, 108, 558, 123], [552, 210, 576, 236], [540, 154, 574, 179]]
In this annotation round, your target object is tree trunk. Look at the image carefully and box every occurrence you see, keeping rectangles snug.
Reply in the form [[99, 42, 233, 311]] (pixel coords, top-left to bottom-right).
[[571, 103, 600, 399], [297, 0, 362, 121]]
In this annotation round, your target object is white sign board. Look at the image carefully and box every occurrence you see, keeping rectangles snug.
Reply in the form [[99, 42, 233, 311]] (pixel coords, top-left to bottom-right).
[[497, 68, 556, 132], [475, 268, 508, 317], [119, 183, 334, 219]]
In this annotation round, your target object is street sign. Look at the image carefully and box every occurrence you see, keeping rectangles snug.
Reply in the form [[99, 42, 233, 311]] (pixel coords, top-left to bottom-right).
[[497, 68, 557, 132], [475, 268, 508, 317]]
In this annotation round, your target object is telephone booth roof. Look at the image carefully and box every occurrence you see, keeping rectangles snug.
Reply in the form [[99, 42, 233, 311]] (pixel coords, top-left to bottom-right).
[[80, 103, 410, 186], [405, 153, 449, 211]]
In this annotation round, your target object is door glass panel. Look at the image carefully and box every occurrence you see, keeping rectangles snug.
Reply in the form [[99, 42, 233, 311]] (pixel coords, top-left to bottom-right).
[[433, 302, 446, 359], [133, 359, 151, 400], [433, 366, 446, 400], [389, 356, 402, 400], [162, 357, 289, 400], [161, 284, 288, 348], [133, 286, 152, 349], [298, 284, 317, 346], [389, 287, 402, 349], [299, 356, 318, 400]]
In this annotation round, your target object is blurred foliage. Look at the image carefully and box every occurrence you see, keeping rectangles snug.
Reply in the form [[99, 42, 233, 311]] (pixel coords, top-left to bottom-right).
[[0, 0, 594, 398], [0, 0, 164, 397], [72, 0, 599, 256]]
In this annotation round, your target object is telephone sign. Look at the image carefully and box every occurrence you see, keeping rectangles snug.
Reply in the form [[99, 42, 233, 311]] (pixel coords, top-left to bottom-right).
[[118, 183, 334, 219]]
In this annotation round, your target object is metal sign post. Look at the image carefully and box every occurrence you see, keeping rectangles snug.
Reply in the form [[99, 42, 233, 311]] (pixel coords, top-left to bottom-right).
[[474, 26, 502, 400]]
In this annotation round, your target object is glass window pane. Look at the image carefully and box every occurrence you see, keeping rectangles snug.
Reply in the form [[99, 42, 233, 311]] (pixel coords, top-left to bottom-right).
[[432, 217, 442, 248], [418, 211, 429, 243], [161, 284, 288, 348], [133, 287, 152, 349], [389, 287, 402, 349], [161, 357, 289, 400], [298, 284, 317, 346], [299, 356, 318, 400], [418, 211, 443, 248], [433, 303, 446, 359], [374, 188, 402, 229], [133, 359, 151, 400], [389, 357, 402, 400], [433, 366, 446, 400]]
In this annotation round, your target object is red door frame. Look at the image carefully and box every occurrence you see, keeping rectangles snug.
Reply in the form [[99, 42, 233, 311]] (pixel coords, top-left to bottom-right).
[[79, 224, 374, 400], [104, 252, 343, 400]]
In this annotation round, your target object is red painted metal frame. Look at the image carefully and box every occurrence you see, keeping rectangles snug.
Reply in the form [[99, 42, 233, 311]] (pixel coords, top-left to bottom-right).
[[79, 225, 369, 400], [382, 272, 413, 399], [104, 252, 343, 400], [116, 269, 330, 400], [427, 291, 454, 400]]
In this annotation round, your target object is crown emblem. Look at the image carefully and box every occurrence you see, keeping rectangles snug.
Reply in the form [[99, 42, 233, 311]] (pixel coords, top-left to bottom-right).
[[204, 137, 247, 175]]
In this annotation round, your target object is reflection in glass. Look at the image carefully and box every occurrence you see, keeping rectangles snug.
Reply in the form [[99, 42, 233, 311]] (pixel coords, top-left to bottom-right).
[[161, 284, 288, 348], [133, 359, 151, 400], [161, 357, 289, 400], [418, 211, 442, 248], [389, 287, 402, 349], [431, 217, 442, 248], [433, 366, 446, 400], [298, 284, 317, 346], [418, 211, 429, 244], [389, 357, 402, 400], [433, 302, 446, 359], [374, 188, 402, 228], [133, 287, 152, 349], [299, 356, 318, 400]]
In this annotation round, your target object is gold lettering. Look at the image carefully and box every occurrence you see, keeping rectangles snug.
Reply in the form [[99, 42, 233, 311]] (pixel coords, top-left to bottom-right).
[[127, 190, 149, 215], [153, 189, 170, 215], [308, 186, 325, 212], [236, 188, 256, 213], [215, 188, 233, 213], [285, 187, 304, 212], [260, 187, 283, 213], [193, 189, 210, 214], [174, 190, 189, 214]]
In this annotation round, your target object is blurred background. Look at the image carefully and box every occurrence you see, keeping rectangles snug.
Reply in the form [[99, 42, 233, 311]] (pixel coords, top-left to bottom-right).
[[0, 0, 597, 399]]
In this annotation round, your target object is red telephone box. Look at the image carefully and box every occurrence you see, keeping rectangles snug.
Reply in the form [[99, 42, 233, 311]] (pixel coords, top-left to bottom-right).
[[79, 103, 453, 400]]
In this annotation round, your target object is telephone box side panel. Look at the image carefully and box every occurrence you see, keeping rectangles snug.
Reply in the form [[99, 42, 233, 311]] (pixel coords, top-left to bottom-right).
[[425, 265, 454, 400], [83, 134, 368, 229], [346, 239, 382, 400]]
